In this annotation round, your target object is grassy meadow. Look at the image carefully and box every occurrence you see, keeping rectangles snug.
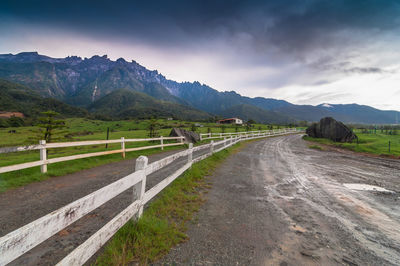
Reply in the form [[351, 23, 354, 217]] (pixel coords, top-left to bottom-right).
[[304, 129, 400, 157], [0, 118, 280, 192]]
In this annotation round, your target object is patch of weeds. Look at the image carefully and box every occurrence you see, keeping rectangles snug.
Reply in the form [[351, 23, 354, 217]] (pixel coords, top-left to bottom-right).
[[308, 144, 323, 150]]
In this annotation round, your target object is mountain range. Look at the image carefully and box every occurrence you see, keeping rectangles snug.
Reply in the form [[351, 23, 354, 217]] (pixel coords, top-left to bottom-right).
[[0, 51, 398, 124]]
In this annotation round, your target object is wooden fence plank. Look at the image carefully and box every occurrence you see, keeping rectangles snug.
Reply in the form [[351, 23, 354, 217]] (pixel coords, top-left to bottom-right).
[[47, 149, 123, 164], [45, 139, 122, 148], [0, 160, 44, 174], [145, 149, 191, 175], [57, 200, 142, 266], [192, 143, 212, 152], [124, 136, 184, 142], [0, 144, 44, 154], [192, 153, 211, 163], [0, 137, 184, 153], [0, 170, 144, 265], [125, 142, 183, 153]]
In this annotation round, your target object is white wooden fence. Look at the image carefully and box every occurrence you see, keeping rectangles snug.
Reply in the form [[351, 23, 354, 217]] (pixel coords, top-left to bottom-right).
[[200, 128, 300, 141], [0, 128, 298, 265], [0, 136, 184, 174]]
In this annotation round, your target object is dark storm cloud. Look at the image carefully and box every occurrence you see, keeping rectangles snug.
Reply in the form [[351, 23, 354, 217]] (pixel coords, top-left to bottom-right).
[[2, 0, 400, 110], [1, 0, 400, 54]]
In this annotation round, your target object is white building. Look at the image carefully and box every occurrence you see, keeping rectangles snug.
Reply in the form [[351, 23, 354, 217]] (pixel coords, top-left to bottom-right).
[[217, 118, 243, 125]]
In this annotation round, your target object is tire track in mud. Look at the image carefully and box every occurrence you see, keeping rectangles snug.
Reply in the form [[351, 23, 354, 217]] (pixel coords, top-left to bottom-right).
[[262, 135, 400, 265]]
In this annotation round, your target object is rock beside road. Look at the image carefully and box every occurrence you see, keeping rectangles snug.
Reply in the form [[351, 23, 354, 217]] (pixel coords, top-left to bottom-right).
[[306, 117, 357, 142], [170, 128, 200, 143]]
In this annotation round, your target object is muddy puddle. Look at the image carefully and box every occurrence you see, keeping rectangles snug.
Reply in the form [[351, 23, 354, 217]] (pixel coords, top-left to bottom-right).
[[343, 183, 394, 193]]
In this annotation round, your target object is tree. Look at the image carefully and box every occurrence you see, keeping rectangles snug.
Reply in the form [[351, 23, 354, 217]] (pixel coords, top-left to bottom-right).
[[235, 125, 239, 132], [245, 123, 251, 132], [191, 123, 197, 132], [37, 111, 65, 142], [148, 119, 160, 139], [221, 125, 226, 133], [0, 119, 9, 128], [7, 116, 24, 127]]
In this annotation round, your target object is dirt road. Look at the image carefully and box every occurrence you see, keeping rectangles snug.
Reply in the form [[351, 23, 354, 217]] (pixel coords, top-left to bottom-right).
[[159, 134, 400, 265]]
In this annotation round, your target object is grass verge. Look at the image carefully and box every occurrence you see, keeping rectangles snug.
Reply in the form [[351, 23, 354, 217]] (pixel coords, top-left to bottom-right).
[[303, 134, 400, 158], [308, 144, 323, 150], [95, 141, 243, 265]]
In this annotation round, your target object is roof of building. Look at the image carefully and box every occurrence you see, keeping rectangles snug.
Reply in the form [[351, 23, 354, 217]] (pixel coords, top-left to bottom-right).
[[217, 117, 241, 122]]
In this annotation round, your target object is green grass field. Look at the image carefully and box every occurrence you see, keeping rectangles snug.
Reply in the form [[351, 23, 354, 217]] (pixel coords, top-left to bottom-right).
[[0, 118, 282, 192], [304, 130, 400, 157]]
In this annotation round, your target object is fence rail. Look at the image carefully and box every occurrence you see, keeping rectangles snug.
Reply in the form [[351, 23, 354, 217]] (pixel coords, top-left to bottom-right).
[[0, 136, 185, 174], [199, 128, 301, 140], [0, 128, 300, 265]]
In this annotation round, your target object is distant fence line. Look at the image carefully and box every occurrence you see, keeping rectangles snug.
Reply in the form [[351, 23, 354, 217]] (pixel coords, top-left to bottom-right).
[[0, 128, 300, 265], [199, 128, 300, 140]]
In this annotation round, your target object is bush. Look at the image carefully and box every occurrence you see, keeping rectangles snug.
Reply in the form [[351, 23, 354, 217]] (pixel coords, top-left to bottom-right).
[[7, 117, 24, 127], [0, 118, 9, 128]]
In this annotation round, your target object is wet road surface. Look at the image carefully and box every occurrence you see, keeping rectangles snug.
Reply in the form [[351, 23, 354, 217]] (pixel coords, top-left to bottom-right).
[[159, 134, 400, 265]]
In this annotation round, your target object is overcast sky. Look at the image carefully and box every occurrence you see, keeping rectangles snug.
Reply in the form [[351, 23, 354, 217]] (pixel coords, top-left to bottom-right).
[[1, 0, 400, 110]]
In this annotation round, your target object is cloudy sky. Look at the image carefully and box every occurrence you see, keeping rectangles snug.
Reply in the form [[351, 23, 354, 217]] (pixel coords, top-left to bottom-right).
[[1, 0, 400, 110]]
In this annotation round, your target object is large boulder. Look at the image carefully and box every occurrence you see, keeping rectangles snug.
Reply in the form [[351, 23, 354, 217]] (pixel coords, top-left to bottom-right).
[[169, 128, 200, 143], [306, 117, 357, 142]]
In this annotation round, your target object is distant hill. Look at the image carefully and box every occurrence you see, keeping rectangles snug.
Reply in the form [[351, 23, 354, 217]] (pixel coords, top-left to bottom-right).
[[0, 79, 88, 118], [88, 89, 211, 121], [1, 52, 399, 124], [316, 103, 400, 124], [221, 104, 294, 124]]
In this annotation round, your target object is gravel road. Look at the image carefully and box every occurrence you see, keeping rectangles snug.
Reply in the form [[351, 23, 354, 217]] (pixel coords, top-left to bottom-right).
[[158, 134, 400, 265], [0, 141, 225, 265]]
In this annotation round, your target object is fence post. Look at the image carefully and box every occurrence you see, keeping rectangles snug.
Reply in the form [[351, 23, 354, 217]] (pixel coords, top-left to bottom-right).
[[210, 140, 214, 154], [180, 136, 184, 143], [209, 132, 211, 138], [230, 135, 233, 146], [105, 127, 110, 149], [121, 137, 125, 158], [133, 156, 148, 220], [39, 140, 47, 173], [161, 136, 164, 150], [188, 143, 193, 163]]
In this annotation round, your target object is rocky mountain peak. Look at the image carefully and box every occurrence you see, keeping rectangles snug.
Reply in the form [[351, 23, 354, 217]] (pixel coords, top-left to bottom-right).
[[116, 57, 126, 63]]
